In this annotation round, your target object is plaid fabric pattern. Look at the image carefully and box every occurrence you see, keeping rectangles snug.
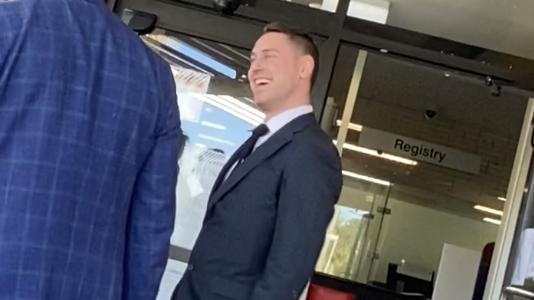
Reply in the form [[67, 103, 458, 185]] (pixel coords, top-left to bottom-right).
[[0, 0, 182, 299]]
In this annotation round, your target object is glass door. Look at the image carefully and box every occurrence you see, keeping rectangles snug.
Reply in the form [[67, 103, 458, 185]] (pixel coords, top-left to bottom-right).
[[140, 28, 259, 299], [501, 163, 534, 299], [318, 41, 531, 300], [491, 97, 534, 300], [143, 30, 258, 251], [316, 180, 390, 282]]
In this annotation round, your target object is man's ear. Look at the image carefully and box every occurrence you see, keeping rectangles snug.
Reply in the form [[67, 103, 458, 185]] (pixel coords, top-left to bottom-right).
[[299, 54, 315, 81]]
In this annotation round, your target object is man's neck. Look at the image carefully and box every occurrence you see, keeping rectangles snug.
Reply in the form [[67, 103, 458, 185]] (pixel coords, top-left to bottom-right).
[[265, 104, 310, 122], [263, 94, 311, 122]]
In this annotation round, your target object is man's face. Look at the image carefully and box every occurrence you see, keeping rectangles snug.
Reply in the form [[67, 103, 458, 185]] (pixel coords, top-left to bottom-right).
[[248, 32, 303, 112]]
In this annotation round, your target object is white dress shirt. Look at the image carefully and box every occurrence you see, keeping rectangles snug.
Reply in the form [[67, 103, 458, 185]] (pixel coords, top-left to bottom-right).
[[224, 105, 313, 180], [255, 105, 314, 149]]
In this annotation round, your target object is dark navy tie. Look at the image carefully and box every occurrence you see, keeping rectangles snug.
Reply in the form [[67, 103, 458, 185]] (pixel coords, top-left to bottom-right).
[[211, 124, 269, 192]]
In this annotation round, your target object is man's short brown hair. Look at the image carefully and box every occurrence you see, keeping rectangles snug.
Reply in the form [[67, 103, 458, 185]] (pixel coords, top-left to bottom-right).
[[263, 22, 319, 88]]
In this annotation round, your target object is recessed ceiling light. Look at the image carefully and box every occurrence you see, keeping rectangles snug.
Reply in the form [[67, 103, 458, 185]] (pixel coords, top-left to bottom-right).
[[342, 170, 391, 186], [474, 205, 503, 216], [483, 217, 501, 225], [334, 140, 418, 166]]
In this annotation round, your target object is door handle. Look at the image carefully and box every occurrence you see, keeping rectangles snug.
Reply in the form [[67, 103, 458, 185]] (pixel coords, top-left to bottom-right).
[[503, 286, 534, 299]]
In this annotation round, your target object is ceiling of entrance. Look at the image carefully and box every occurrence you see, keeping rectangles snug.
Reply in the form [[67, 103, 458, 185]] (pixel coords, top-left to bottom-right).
[[285, 0, 534, 60], [386, 0, 534, 60]]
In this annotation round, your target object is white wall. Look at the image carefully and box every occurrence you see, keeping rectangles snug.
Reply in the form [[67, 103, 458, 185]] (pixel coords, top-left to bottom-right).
[[432, 244, 481, 300], [371, 197, 498, 283]]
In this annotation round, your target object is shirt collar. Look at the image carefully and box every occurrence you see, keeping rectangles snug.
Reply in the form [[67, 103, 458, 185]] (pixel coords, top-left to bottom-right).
[[264, 105, 313, 135]]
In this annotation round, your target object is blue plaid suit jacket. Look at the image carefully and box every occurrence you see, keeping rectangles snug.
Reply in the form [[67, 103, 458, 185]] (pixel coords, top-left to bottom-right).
[[0, 0, 182, 299]]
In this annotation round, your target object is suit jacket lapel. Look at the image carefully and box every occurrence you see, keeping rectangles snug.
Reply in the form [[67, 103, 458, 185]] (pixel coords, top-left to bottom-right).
[[207, 113, 316, 211], [207, 133, 291, 211], [210, 140, 248, 197]]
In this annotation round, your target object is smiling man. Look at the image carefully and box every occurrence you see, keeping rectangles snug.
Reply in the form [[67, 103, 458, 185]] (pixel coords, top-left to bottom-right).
[[172, 22, 342, 300]]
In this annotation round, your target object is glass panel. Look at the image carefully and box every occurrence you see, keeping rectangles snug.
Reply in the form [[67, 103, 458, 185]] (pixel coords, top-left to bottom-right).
[[142, 29, 259, 251], [279, 0, 389, 24], [279, 0, 338, 13], [318, 41, 528, 299], [502, 152, 534, 296], [316, 180, 389, 282]]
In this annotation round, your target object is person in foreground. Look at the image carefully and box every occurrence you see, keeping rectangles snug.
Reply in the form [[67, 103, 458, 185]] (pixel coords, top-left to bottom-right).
[[0, 0, 183, 299], [172, 22, 343, 300]]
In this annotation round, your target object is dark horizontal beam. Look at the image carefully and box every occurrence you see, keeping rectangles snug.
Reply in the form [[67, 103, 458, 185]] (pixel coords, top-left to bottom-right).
[[341, 18, 534, 91], [116, 0, 534, 92], [167, 0, 335, 37], [117, 0, 264, 49]]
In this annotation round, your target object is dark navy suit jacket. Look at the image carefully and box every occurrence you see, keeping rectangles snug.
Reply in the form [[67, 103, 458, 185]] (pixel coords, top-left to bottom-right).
[[173, 113, 342, 300]]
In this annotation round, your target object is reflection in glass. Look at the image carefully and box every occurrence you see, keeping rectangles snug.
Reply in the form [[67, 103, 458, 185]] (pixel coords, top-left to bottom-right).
[[143, 30, 261, 250], [317, 180, 389, 283]]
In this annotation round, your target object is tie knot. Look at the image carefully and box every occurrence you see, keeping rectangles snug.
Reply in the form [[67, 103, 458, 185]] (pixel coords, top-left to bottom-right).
[[252, 124, 269, 138]]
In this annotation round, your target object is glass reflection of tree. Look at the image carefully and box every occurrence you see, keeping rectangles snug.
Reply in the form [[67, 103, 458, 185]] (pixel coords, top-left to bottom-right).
[[328, 208, 365, 278]]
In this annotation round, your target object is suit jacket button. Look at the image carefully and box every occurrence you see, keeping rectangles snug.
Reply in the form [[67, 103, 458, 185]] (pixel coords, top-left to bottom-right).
[[187, 264, 194, 271]]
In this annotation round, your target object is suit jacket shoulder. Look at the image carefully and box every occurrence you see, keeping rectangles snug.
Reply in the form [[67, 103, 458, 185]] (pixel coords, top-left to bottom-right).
[[284, 121, 341, 167]]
